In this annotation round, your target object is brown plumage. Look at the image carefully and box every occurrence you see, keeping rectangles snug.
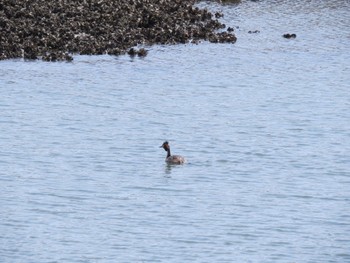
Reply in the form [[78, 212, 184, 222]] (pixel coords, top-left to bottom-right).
[[160, 141, 185, 165]]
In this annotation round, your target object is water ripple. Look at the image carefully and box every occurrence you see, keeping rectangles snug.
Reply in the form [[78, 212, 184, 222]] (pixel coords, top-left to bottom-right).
[[1, 1, 350, 262]]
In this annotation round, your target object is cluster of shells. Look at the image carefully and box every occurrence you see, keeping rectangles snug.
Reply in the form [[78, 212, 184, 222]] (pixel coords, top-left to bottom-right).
[[0, 0, 236, 61]]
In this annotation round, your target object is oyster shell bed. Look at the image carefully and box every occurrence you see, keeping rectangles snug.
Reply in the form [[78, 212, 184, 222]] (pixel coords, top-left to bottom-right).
[[0, 0, 236, 61]]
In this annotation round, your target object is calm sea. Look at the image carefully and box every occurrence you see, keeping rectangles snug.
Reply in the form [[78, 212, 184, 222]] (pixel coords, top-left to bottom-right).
[[1, 1, 349, 262]]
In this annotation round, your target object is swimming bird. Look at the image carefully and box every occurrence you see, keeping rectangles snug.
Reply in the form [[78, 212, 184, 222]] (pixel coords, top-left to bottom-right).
[[160, 141, 185, 164]]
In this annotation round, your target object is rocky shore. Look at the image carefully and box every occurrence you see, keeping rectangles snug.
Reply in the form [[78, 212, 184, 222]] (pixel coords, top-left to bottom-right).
[[0, 0, 236, 61]]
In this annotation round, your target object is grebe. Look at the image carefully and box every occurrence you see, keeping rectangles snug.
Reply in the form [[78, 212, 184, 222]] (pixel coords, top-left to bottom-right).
[[160, 141, 185, 165]]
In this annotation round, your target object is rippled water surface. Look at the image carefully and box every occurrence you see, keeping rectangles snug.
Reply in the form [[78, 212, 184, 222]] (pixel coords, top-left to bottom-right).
[[1, 1, 350, 262]]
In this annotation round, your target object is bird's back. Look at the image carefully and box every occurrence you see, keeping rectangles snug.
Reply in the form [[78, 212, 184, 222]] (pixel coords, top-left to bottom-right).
[[166, 155, 185, 164]]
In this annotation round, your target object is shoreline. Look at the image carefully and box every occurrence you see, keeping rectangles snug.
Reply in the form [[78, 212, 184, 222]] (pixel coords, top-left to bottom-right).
[[0, 0, 236, 61]]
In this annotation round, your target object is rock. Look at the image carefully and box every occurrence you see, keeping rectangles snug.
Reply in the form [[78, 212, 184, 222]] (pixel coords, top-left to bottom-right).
[[127, 48, 137, 57], [137, 48, 148, 57], [283, 33, 297, 39], [0, 0, 237, 61], [220, 0, 241, 3]]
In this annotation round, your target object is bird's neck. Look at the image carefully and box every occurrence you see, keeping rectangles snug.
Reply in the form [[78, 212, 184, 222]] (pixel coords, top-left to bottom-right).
[[166, 149, 171, 158]]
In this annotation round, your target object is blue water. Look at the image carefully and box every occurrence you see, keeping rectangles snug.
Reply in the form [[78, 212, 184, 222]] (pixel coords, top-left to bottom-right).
[[1, 1, 350, 262]]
